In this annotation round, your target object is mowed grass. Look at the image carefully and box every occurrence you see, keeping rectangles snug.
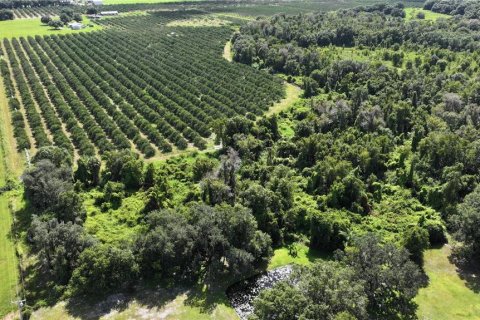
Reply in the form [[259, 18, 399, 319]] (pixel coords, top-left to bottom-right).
[[416, 245, 480, 320], [0, 76, 19, 317], [405, 7, 450, 21], [0, 16, 101, 39], [0, 195, 18, 317]]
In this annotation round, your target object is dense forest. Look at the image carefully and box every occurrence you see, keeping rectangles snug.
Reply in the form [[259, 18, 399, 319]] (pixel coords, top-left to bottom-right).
[[228, 2, 480, 318], [4, 1, 480, 319]]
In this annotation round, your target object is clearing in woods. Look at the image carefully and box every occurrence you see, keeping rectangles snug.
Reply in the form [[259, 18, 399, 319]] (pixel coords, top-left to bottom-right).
[[404, 7, 450, 21], [416, 245, 480, 320]]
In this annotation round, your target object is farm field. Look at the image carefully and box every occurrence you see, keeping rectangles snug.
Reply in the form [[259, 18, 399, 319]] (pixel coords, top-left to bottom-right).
[[0, 16, 101, 39], [0, 11, 284, 159]]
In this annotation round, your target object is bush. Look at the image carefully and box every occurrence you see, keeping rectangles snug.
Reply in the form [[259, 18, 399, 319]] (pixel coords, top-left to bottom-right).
[[41, 15, 52, 24], [48, 20, 64, 30], [403, 226, 430, 263]]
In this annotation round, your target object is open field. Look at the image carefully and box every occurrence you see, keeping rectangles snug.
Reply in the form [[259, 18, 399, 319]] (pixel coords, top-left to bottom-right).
[[405, 7, 450, 21], [0, 16, 101, 39], [416, 245, 480, 320]]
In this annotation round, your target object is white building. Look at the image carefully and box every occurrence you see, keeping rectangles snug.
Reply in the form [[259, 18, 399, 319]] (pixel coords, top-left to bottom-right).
[[69, 22, 83, 30], [100, 11, 119, 16], [89, 0, 103, 5]]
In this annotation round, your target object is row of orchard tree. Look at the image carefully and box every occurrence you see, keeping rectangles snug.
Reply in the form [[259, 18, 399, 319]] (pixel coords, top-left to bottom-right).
[[3, 18, 284, 158]]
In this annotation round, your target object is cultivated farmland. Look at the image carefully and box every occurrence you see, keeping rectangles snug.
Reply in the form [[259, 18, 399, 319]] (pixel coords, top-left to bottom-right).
[[1, 11, 284, 159]]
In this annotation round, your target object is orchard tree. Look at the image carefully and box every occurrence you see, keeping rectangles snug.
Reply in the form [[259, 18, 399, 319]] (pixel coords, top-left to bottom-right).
[[0, 9, 13, 21]]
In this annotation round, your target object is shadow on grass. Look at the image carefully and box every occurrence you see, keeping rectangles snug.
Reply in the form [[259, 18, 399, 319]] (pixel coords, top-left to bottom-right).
[[306, 247, 332, 263], [449, 246, 480, 294], [183, 277, 235, 315], [64, 284, 184, 320]]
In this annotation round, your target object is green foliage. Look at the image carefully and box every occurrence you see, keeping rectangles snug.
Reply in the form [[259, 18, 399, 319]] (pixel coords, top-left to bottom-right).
[[48, 20, 64, 30], [101, 181, 125, 209], [192, 156, 217, 181], [327, 171, 370, 214], [451, 184, 480, 262], [303, 77, 318, 98], [135, 203, 272, 281], [68, 244, 139, 296], [252, 261, 367, 320], [40, 15, 51, 24], [29, 216, 94, 284], [103, 150, 144, 189], [0, 9, 14, 21], [403, 226, 430, 263], [343, 234, 424, 319], [309, 209, 351, 252], [21, 159, 70, 211], [32, 146, 72, 167], [75, 156, 100, 188]]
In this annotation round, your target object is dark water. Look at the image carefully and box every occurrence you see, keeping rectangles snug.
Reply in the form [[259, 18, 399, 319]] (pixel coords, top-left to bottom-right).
[[226, 265, 293, 320]]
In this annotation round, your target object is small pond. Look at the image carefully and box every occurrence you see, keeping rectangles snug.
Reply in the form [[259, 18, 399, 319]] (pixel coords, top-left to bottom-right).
[[226, 265, 293, 320]]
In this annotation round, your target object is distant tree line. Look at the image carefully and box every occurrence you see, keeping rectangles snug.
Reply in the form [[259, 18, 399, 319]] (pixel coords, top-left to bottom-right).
[[0, 0, 72, 9], [424, 0, 480, 18]]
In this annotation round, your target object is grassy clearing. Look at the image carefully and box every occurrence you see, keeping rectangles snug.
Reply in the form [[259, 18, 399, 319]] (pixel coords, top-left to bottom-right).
[[266, 83, 302, 117], [416, 245, 480, 320], [0, 16, 101, 39], [223, 41, 232, 62], [405, 7, 450, 21], [268, 243, 328, 270]]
